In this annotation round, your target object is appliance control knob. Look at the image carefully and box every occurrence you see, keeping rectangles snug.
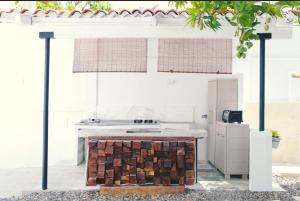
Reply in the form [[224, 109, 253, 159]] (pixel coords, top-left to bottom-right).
[[135, 120, 143, 124]]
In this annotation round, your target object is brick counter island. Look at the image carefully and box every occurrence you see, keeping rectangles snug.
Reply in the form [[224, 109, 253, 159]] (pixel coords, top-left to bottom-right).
[[81, 129, 206, 187]]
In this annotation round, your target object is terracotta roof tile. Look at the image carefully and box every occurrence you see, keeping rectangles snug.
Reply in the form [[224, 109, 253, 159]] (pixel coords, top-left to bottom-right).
[[0, 8, 298, 21], [20, 8, 29, 14], [119, 9, 131, 16], [154, 9, 166, 15], [166, 9, 179, 15], [71, 11, 84, 18], [33, 9, 42, 14], [58, 10, 66, 16], [178, 10, 189, 15], [131, 9, 142, 14], [7, 8, 16, 13], [141, 9, 154, 15], [44, 9, 57, 15], [82, 9, 92, 14], [92, 10, 106, 17], [107, 10, 118, 15], [119, 9, 129, 14], [92, 10, 106, 14]]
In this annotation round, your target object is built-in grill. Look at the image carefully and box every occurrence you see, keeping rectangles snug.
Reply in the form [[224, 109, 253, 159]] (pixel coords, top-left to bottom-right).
[[133, 119, 159, 124], [78, 119, 161, 130]]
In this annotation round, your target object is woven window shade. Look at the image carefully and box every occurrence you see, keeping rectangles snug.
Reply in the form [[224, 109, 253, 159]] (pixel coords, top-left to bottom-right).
[[73, 38, 147, 72], [158, 39, 232, 74]]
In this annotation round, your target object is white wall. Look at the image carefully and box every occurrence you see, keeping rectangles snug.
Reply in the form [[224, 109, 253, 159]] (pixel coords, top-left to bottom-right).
[[0, 35, 234, 168], [93, 38, 236, 123], [0, 38, 88, 168], [233, 27, 300, 103], [233, 27, 300, 163], [0, 23, 299, 168]]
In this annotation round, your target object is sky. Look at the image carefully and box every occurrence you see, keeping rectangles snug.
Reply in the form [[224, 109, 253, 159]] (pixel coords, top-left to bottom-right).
[[0, 1, 174, 11]]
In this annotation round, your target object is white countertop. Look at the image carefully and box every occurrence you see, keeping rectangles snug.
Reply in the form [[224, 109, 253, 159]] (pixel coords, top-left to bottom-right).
[[77, 128, 207, 139], [216, 121, 249, 127]]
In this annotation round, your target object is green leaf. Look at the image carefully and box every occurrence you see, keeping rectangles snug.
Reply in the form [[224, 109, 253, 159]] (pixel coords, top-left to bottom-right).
[[202, 15, 221, 31], [245, 41, 253, 49], [237, 52, 242, 58], [252, 20, 261, 26], [240, 28, 255, 42], [248, 32, 259, 40], [270, 129, 280, 138], [225, 16, 238, 26], [265, 24, 270, 31], [239, 13, 255, 27], [186, 15, 198, 28], [171, 1, 188, 9], [170, 0, 300, 59]]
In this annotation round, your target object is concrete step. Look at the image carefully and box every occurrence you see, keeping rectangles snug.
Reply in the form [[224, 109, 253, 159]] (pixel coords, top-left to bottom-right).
[[273, 164, 300, 177], [294, 196, 300, 201]]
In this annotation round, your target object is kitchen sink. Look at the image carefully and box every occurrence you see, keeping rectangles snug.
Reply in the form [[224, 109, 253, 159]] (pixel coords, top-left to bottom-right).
[[126, 129, 161, 133]]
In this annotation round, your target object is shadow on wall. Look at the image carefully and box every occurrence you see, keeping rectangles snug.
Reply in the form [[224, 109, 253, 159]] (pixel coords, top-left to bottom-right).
[[244, 102, 300, 163]]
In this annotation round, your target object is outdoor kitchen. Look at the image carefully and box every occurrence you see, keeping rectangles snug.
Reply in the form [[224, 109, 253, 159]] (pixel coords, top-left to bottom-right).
[[71, 36, 250, 189], [3, 2, 299, 199]]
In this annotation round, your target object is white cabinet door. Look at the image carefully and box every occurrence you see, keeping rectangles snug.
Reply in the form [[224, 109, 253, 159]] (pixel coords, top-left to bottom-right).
[[215, 125, 226, 172], [208, 80, 217, 124], [208, 80, 217, 165], [216, 79, 238, 121], [208, 124, 216, 164], [226, 126, 249, 174]]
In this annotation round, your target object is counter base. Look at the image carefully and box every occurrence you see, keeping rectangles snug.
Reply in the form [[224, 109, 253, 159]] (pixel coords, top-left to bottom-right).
[[87, 137, 196, 187], [99, 185, 185, 195]]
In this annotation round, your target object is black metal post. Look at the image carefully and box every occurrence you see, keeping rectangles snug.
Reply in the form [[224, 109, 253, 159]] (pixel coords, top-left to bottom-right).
[[257, 33, 271, 132], [39, 32, 54, 190]]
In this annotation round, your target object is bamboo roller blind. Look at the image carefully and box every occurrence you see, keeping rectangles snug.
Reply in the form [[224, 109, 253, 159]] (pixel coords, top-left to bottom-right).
[[158, 39, 232, 74], [73, 38, 147, 72], [73, 38, 232, 74]]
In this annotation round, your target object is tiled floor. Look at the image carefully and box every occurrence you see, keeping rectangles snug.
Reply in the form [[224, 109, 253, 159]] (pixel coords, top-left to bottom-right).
[[187, 161, 251, 191], [193, 161, 285, 192], [197, 161, 225, 181]]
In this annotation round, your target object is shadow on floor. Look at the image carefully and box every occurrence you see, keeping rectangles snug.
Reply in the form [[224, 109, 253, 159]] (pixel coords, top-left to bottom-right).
[[190, 161, 249, 191], [0, 160, 250, 198]]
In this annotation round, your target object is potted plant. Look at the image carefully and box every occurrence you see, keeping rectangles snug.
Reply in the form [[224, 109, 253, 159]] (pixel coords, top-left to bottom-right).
[[270, 129, 281, 149]]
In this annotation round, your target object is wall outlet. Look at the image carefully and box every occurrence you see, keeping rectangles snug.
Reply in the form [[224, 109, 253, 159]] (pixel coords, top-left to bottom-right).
[[201, 114, 208, 118]]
